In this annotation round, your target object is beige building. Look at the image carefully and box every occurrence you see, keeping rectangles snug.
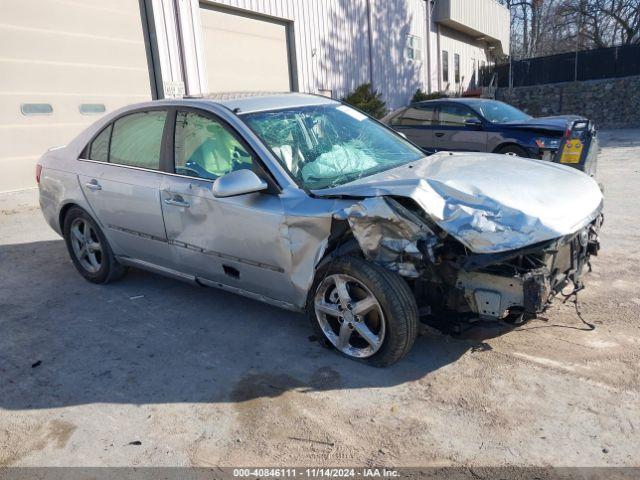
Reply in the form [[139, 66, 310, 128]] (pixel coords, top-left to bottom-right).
[[431, 0, 510, 93], [0, 0, 509, 192]]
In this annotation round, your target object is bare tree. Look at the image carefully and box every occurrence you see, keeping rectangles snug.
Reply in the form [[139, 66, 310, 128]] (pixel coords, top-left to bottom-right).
[[497, 0, 640, 58]]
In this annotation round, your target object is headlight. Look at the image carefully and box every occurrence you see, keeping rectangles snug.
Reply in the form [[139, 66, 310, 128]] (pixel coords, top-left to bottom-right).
[[535, 138, 561, 149]]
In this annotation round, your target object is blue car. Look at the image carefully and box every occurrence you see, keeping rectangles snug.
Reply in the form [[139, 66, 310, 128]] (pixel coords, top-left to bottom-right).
[[382, 98, 598, 176]]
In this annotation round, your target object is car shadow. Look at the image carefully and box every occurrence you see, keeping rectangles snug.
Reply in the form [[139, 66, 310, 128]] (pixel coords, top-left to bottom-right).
[[0, 240, 508, 410], [598, 128, 640, 148]]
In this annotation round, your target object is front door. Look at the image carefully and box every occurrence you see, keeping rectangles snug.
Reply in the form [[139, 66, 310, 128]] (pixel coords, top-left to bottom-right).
[[160, 109, 295, 303], [432, 103, 488, 152], [391, 105, 437, 153], [78, 109, 173, 267]]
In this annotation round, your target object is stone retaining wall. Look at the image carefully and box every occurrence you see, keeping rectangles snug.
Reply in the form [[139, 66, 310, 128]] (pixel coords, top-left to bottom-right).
[[495, 75, 640, 129]]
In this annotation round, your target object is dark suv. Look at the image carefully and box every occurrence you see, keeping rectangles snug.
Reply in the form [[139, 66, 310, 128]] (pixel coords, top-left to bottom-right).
[[382, 98, 598, 176]]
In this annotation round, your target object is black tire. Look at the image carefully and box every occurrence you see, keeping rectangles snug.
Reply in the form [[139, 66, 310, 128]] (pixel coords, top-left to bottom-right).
[[496, 144, 529, 158], [307, 256, 418, 367], [63, 207, 127, 284]]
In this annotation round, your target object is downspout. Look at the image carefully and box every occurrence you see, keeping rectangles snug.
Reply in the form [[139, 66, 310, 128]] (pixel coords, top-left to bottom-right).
[[436, 23, 442, 92], [424, 0, 432, 92], [366, 0, 374, 86]]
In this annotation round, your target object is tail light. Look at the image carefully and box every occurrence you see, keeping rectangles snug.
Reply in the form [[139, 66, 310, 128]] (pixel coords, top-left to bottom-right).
[[35, 163, 43, 184]]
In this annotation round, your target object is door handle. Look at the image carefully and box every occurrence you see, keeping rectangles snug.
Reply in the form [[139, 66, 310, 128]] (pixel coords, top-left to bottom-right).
[[435, 132, 445, 138], [164, 197, 190, 208], [85, 179, 102, 191]]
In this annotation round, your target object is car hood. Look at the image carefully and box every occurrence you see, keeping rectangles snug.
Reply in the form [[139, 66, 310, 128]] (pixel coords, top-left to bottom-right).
[[500, 115, 585, 132], [312, 152, 603, 254]]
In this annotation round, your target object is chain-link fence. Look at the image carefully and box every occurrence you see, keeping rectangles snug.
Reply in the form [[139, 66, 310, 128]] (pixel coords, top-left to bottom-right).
[[479, 44, 640, 88]]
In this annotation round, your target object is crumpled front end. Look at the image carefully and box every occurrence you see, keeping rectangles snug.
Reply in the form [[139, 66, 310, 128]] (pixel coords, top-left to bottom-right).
[[316, 152, 604, 254], [337, 196, 603, 320], [334, 197, 438, 278]]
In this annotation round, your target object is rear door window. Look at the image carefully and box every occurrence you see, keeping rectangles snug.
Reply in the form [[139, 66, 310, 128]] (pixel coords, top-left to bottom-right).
[[109, 111, 167, 169]]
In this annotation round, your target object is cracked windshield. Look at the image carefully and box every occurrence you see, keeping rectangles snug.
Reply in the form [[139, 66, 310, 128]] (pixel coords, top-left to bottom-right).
[[243, 104, 424, 189]]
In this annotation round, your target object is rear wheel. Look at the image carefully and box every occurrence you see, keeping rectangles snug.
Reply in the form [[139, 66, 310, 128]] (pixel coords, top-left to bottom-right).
[[497, 144, 529, 158], [63, 207, 127, 284], [307, 256, 418, 367]]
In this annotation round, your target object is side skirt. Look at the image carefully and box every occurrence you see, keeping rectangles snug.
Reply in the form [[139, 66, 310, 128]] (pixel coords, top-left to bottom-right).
[[115, 256, 302, 313]]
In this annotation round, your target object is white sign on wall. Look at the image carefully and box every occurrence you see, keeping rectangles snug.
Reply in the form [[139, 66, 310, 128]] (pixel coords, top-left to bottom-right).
[[163, 80, 186, 98]]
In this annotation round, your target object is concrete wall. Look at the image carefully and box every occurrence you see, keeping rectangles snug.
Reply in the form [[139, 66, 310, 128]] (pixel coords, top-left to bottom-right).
[[496, 75, 640, 129]]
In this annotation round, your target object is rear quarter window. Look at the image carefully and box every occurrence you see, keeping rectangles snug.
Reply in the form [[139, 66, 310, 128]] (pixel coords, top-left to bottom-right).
[[88, 124, 112, 162]]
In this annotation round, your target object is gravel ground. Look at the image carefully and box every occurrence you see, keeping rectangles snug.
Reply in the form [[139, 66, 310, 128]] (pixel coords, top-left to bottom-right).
[[1, 130, 639, 467]]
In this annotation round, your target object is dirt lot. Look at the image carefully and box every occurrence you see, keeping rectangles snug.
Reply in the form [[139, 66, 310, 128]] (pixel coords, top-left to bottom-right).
[[1, 130, 639, 468]]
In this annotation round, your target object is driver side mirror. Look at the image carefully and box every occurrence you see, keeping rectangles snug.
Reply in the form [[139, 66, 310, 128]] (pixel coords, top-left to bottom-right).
[[464, 118, 483, 129], [212, 169, 268, 198]]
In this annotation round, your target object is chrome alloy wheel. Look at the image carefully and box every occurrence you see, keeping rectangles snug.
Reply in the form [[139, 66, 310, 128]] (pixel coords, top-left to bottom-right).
[[69, 218, 103, 273], [314, 274, 386, 358]]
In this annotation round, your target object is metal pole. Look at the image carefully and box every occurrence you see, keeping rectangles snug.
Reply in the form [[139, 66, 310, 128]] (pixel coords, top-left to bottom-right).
[[574, 9, 582, 82], [509, 53, 513, 89]]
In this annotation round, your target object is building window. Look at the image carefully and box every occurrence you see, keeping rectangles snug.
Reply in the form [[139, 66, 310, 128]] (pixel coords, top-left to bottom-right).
[[454, 53, 460, 84], [406, 35, 421, 61], [442, 51, 449, 83], [79, 104, 106, 115], [21, 103, 53, 115]]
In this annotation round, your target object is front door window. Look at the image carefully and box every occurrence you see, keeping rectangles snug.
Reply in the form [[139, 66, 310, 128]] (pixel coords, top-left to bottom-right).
[[174, 111, 254, 180], [437, 105, 480, 127]]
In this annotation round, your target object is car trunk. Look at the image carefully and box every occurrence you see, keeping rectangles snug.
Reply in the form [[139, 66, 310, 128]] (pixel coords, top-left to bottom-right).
[[504, 116, 598, 176], [554, 118, 599, 177]]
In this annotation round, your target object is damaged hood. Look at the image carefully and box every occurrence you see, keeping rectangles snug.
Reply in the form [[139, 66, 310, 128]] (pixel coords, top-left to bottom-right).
[[313, 152, 603, 254], [501, 115, 586, 133]]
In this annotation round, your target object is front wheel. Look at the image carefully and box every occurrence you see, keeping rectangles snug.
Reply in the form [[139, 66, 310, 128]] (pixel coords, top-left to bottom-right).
[[497, 144, 529, 158], [307, 256, 418, 367]]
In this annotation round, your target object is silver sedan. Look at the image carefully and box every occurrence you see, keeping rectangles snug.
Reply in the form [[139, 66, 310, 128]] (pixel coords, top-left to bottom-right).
[[38, 93, 603, 366]]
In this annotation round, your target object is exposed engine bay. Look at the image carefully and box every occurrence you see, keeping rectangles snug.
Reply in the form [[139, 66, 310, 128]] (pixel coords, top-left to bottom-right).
[[336, 196, 603, 322]]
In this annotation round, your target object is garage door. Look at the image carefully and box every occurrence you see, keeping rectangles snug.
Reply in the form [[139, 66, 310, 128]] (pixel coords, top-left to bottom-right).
[[0, 0, 153, 191], [200, 6, 292, 93]]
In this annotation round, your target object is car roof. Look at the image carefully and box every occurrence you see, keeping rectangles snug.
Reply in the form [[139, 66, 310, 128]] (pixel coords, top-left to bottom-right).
[[186, 92, 338, 114], [414, 97, 499, 106]]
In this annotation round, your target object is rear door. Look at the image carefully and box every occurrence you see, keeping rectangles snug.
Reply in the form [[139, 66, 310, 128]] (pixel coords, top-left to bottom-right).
[[160, 108, 295, 303], [390, 105, 437, 152], [78, 109, 173, 267], [432, 103, 488, 152]]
